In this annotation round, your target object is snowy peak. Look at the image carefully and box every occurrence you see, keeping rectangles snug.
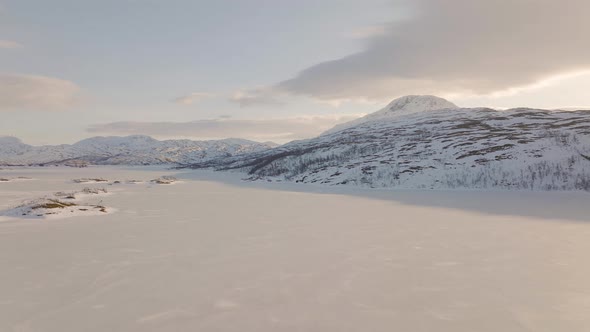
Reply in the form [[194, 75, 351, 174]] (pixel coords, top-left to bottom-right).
[[378, 95, 458, 115], [0, 136, 26, 146], [364, 95, 458, 122], [0, 136, 32, 155], [325, 95, 458, 135]]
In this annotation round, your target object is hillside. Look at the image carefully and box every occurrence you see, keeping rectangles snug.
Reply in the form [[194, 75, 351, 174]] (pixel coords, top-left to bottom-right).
[[187, 96, 590, 191]]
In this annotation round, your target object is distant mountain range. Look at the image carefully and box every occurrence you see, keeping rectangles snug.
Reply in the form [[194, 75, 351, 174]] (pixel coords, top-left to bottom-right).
[[187, 95, 590, 191], [0, 135, 275, 166], [3, 95, 590, 191]]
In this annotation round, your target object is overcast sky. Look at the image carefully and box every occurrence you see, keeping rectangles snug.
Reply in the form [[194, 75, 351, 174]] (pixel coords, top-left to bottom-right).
[[1, 0, 590, 145]]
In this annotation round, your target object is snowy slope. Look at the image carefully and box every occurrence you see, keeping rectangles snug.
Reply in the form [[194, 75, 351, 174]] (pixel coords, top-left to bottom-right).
[[0, 135, 274, 166], [188, 96, 590, 191]]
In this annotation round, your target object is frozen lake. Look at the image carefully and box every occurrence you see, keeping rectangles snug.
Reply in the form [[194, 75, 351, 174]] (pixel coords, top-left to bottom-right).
[[1, 166, 589, 331]]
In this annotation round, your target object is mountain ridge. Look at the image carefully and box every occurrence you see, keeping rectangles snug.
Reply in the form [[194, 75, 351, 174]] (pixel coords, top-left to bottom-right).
[[186, 97, 590, 191], [0, 135, 275, 166]]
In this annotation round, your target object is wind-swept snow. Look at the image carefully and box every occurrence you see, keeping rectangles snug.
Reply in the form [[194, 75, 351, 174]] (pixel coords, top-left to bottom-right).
[[1, 166, 590, 331]]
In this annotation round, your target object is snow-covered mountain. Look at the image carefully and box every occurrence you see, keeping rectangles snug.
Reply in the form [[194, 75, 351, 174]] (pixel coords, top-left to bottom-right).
[[0, 135, 274, 166], [325, 95, 458, 134], [188, 96, 590, 191]]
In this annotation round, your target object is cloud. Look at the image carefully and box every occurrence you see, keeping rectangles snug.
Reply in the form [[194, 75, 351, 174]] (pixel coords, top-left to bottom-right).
[[173, 92, 214, 105], [87, 115, 361, 143], [347, 25, 387, 39], [0, 40, 22, 49], [228, 88, 285, 108], [0, 74, 82, 111], [276, 0, 590, 101]]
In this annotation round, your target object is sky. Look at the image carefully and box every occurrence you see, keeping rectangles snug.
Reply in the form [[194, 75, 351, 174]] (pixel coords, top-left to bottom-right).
[[1, 0, 590, 145]]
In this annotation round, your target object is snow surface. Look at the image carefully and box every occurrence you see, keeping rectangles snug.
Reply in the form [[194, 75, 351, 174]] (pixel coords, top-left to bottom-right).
[[1, 166, 590, 331]]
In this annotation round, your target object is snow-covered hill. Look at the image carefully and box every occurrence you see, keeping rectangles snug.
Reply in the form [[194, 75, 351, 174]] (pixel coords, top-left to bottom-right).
[[188, 96, 590, 191], [0, 135, 274, 166]]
